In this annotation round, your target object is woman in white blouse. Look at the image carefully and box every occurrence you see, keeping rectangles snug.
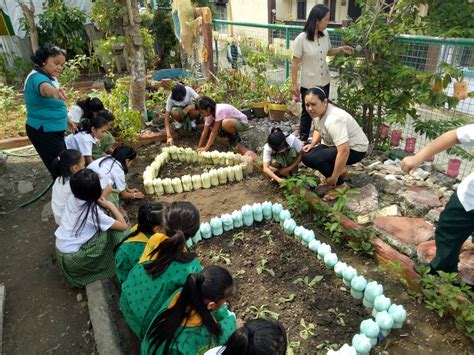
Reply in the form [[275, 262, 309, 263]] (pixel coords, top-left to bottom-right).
[[291, 4, 354, 141]]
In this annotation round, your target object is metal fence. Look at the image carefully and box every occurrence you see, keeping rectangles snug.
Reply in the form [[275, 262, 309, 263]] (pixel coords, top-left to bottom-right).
[[212, 19, 474, 179]]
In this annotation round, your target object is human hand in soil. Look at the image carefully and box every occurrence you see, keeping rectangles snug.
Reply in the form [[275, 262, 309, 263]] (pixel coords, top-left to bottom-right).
[[236, 318, 246, 329], [278, 167, 292, 177], [400, 156, 422, 174], [302, 144, 314, 153], [166, 137, 174, 146], [325, 175, 338, 186]]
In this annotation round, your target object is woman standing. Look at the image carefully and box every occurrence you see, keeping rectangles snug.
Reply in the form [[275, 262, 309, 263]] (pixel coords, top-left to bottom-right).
[[24, 45, 76, 179], [302, 87, 368, 186], [291, 4, 354, 141]]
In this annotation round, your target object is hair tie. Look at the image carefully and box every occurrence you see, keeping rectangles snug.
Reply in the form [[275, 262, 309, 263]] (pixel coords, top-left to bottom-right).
[[309, 86, 327, 99]]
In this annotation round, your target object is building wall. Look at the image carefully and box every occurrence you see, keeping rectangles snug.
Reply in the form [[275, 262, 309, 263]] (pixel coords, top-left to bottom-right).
[[228, 0, 268, 24]]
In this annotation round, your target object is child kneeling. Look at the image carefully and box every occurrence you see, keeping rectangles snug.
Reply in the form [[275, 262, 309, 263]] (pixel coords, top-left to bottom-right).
[[55, 169, 128, 288]]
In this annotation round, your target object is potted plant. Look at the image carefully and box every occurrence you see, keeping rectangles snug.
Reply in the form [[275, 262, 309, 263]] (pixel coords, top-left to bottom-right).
[[265, 80, 292, 122], [246, 51, 272, 118]]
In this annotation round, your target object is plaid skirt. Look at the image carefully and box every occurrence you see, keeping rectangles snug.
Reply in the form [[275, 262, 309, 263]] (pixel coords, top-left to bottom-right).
[[56, 229, 127, 288]]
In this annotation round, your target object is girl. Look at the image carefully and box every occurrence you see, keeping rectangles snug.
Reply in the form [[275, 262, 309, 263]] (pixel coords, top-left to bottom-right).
[[87, 144, 144, 205], [54, 169, 128, 288], [142, 265, 237, 355], [120, 201, 202, 339], [205, 319, 288, 355], [114, 202, 166, 286], [68, 96, 105, 124], [302, 87, 368, 186], [51, 149, 85, 225], [24, 45, 73, 179], [164, 83, 200, 146], [91, 109, 116, 160], [291, 4, 354, 141], [65, 115, 109, 165], [262, 127, 304, 184], [196, 96, 252, 157]]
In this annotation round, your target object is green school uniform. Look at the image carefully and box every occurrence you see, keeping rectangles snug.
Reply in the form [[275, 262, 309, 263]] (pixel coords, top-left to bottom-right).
[[141, 290, 237, 355], [92, 131, 116, 160], [271, 147, 299, 169], [115, 225, 153, 286], [120, 233, 202, 339]]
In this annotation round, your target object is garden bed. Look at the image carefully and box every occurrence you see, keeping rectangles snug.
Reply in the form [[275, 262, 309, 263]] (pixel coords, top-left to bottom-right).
[[194, 221, 367, 352]]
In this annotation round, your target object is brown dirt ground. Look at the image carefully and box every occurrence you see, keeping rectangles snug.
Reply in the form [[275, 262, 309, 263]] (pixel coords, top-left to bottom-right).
[[0, 138, 472, 354]]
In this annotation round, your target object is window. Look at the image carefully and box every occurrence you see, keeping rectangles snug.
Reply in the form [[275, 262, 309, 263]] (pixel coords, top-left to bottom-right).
[[297, 0, 306, 20]]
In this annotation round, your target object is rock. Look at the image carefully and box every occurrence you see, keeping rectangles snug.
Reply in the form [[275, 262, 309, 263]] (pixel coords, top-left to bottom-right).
[[426, 208, 443, 224], [459, 250, 474, 285], [380, 177, 404, 194], [373, 216, 435, 256], [402, 186, 440, 216], [412, 168, 430, 180], [346, 183, 379, 215], [377, 164, 403, 175], [41, 202, 54, 222], [416, 240, 436, 263], [17, 180, 34, 194], [357, 205, 401, 224], [76, 293, 83, 302], [430, 171, 456, 188]]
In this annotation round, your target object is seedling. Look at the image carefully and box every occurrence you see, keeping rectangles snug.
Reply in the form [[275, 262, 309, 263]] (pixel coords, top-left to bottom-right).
[[293, 275, 324, 288], [276, 293, 296, 306], [235, 269, 246, 277], [211, 249, 231, 265], [299, 318, 316, 339], [286, 340, 301, 355], [316, 341, 339, 350], [229, 231, 245, 246], [328, 308, 346, 326], [260, 229, 275, 245], [247, 304, 280, 320], [256, 258, 275, 277]]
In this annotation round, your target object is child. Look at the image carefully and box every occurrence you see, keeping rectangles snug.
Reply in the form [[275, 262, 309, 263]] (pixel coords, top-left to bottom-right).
[[196, 96, 251, 156], [142, 265, 237, 355], [227, 42, 246, 70], [54, 169, 128, 288], [120, 201, 202, 339], [92, 109, 116, 160], [87, 144, 144, 205], [68, 97, 105, 124], [205, 318, 288, 355], [51, 149, 85, 225], [65, 115, 109, 165], [401, 124, 474, 275], [164, 83, 200, 146], [262, 127, 304, 184], [114, 202, 166, 286]]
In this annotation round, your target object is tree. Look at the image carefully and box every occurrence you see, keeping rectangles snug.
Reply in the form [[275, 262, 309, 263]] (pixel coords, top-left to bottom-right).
[[18, 0, 38, 53]]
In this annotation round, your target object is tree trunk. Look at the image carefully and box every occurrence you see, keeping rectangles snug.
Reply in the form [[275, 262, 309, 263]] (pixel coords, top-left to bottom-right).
[[121, 0, 146, 126], [19, 0, 39, 53]]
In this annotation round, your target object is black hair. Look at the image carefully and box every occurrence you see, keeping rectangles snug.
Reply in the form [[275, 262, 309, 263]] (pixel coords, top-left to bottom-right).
[[171, 83, 186, 101], [31, 45, 67, 67], [146, 265, 234, 354], [196, 96, 216, 117], [267, 127, 289, 152], [304, 4, 330, 41], [144, 201, 200, 278], [78, 115, 108, 134], [222, 318, 288, 355], [51, 149, 83, 184], [76, 97, 105, 119], [97, 109, 115, 123], [99, 144, 137, 175], [69, 169, 103, 238], [304, 87, 328, 102], [114, 202, 166, 252]]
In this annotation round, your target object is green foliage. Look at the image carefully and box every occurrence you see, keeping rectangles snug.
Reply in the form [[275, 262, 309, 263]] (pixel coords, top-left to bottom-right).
[[0, 55, 32, 87], [150, 9, 180, 68], [419, 269, 474, 339], [0, 85, 18, 123], [293, 275, 324, 288], [328, 308, 346, 326], [59, 55, 90, 87], [256, 258, 275, 277], [259, 230, 274, 246], [90, 0, 125, 35], [246, 50, 273, 102], [276, 293, 296, 306], [279, 175, 320, 216], [98, 86, 142, 141], [36, 0, 89, 57], [229, 231, 245, 246], [246, 304, 280, 320], [211, 249, 231, 265], [299, 318, 316, 339]]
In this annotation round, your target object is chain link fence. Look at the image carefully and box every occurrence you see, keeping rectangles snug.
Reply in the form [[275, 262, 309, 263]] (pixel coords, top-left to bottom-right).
[[212, 20, 473, 179]]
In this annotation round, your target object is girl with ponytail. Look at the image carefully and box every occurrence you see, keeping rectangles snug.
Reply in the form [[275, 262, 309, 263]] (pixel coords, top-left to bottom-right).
[[51, 149, 85, 224], [120, 201, 202, 339], [114, 202, 166, 286], [142, 265, 237, 355], [65, 115, 109, 165]]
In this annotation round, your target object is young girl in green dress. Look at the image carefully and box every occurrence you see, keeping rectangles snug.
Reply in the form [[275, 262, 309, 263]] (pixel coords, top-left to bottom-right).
[[114, 202, 166, 285], [120, 201, 202, 338], [142, 265, 237, 355]]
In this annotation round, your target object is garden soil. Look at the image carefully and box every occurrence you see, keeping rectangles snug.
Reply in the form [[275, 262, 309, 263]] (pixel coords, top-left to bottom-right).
[[0, 141, 472, 353]]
